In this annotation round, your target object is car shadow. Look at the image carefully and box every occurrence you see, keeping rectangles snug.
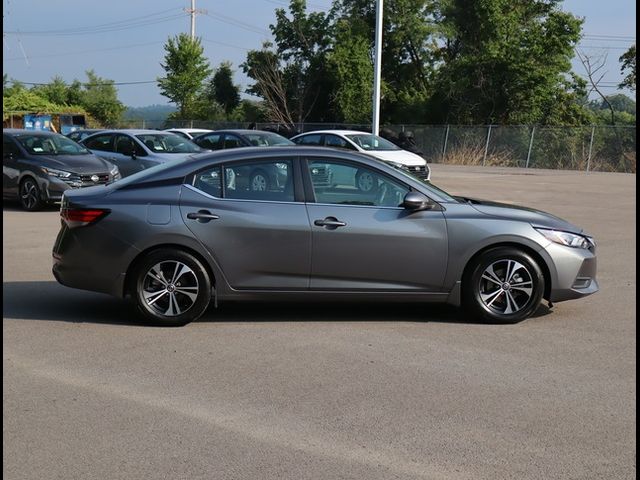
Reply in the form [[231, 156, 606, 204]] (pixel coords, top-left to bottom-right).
[[2, 200, 59, 212], [3, 281, 550, 327]]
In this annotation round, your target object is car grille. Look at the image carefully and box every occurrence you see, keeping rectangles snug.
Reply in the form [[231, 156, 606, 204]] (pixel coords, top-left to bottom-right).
[[62, 173, 111, 188], [402, 165, 430, 181]]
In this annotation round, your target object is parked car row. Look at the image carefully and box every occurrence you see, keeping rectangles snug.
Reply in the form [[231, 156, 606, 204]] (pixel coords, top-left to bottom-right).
[[3, 126, 432, 210]]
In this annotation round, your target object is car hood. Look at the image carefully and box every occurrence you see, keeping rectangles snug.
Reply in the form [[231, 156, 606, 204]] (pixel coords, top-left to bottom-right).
[[459, 197, 584, 234], [38, 154, 113, 173], [367, 150, 426, 166]]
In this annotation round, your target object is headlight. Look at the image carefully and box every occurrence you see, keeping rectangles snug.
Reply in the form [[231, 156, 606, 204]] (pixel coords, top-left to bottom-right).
[[535, 228, 593, 249], [42, 167, 72, 178], [109, 165, 121, 179]]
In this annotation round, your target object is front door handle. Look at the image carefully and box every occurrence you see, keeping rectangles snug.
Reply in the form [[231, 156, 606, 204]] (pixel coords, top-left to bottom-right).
[[187, 210, 220, 223], [314, 217, 347, 229]]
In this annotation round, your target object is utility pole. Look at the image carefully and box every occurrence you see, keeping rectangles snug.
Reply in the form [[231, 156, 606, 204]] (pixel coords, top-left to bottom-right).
[[371, 0, 383, 136], [184, 0, 206, 40]]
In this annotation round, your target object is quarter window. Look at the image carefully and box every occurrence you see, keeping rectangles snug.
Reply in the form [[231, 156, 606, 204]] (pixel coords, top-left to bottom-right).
[[307, 159, 409, 208]]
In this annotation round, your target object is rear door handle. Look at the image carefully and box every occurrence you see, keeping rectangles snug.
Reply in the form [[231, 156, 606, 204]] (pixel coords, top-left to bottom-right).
[[314, 217, 347, 229], [187, 210, 220, 223]]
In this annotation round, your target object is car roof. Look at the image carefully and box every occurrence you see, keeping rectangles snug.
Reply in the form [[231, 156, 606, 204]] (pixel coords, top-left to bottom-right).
[[3, 129, 62, 136], [91, 129, 180, 135], [208, 129, 287, 135], [165, 128, 212, 133], [293, 130, 372, 137]]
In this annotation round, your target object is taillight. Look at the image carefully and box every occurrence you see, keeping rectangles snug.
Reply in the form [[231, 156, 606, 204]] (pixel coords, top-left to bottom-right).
[[61, 208, 109, 228]]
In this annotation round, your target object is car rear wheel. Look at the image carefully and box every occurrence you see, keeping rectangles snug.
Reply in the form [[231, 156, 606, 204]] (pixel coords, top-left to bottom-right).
[[20, 177, 43, 211], [132, 249, 212, 326], [463, 247, 544, 324]]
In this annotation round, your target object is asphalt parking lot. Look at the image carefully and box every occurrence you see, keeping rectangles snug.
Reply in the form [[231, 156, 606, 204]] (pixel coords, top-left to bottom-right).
[[3, 164, 636, 480]]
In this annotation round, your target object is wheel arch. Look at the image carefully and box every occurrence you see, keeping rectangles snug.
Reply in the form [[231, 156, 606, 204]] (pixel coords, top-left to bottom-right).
[[461, 242, 553, 301], [123, 243, 217, 298]]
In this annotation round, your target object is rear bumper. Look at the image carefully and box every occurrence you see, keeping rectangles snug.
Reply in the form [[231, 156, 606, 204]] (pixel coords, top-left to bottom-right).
[[52, 223, 132, 298]]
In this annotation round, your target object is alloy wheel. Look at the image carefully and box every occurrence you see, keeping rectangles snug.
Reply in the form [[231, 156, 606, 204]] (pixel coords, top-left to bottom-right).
[[142, 261, 200, 317], [478, 259, 534, 315], [21, 179, 40, 210]]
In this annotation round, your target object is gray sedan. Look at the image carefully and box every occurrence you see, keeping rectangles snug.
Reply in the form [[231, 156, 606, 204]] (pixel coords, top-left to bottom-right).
[[52, 147, 598, 326], [80, 129, 206, 177]]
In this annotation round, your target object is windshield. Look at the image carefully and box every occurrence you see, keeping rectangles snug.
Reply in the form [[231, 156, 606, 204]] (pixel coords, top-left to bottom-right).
[[345, 134, 400, 151], [16, 134, 91, 155], [244, 132, 294, 146], [389, 165, 459, 202], [136, 134, 204, 154]]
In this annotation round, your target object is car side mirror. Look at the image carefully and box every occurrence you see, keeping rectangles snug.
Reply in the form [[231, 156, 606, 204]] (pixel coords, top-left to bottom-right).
[[402, 191, 434, 211]]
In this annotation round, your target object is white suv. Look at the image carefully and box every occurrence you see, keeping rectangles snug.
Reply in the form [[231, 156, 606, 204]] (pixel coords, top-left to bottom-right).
[[291, 130, 430, 192]]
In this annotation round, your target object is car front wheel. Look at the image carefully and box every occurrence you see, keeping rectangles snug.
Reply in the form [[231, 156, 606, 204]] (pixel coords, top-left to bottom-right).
[[132, 249, 212, 326], [20, 177, 43, 211], [463, 247, 544, 324]]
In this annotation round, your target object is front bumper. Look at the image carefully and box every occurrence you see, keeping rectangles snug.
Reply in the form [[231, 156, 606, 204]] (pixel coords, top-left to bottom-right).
[[545, 242, 599, 302], [40, 173, 117, 203]]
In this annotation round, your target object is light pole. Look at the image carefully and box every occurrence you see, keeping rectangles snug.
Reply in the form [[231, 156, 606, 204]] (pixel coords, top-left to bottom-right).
[[371, 0, 383, 136]]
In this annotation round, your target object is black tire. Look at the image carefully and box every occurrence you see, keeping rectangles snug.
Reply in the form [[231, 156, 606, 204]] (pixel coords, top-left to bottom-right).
[[249, 169, 270, 192], [355, 169, 378, 193], [19, 177, 43, 211], [462, 247, 544, 324], [131, 249, 212, 326]]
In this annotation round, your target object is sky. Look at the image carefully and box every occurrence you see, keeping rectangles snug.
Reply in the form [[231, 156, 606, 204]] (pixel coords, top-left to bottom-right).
[[2, 0, 636, 108]]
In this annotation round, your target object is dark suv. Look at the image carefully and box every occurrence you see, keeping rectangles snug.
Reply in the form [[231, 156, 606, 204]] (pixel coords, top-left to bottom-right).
[[3, 129, 120, 211]]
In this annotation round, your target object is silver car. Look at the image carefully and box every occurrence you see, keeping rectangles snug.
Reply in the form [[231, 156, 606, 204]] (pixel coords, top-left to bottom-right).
[[80, 129, 206, 177], [52, 147, 598, 326]]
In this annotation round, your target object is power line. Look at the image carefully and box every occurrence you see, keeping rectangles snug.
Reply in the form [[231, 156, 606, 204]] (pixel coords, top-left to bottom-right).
[[7, 79, 157, 86], [3, 40, 164, 62], [583, 34, 635, 41], [204, 12, 271, 36], [3, 12, 186, 37], [202, 38, 252, 51], [578, 45, 633, 51]]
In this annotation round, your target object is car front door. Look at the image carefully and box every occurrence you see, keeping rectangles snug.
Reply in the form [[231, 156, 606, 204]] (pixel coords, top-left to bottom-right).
[[179, 157, 311, 289], [303, 157, 448, 291]]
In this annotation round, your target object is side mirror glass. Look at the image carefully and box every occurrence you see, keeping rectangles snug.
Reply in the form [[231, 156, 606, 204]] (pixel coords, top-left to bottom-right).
[[402, 191, 434, 211]]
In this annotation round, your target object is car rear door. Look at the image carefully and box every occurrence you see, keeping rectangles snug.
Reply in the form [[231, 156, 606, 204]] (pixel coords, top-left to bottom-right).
[[302, 157, 448, 291], [179, 156, 311, 289]]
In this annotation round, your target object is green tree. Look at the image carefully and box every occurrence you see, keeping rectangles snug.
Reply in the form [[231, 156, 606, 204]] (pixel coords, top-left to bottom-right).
[[80, 70, 126, 126], [31, 76, 70, 106], [328, 20, 372, 123], [209, 62, 241, 115], [333, 0, 439, 123], [428, 0, 588, 125], [158, 34, 212, 118], [619, 45, 636, 92], [243, 0, 335, 125]]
